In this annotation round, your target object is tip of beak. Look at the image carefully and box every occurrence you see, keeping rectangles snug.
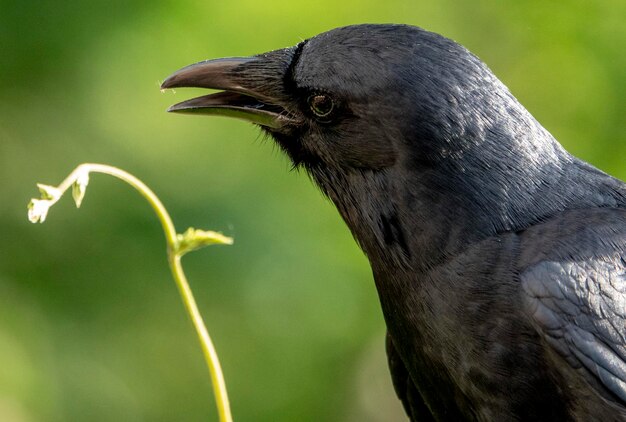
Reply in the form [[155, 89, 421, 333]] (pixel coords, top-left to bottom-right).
[[166, 104, 182, 113], [160, 76, 178, 90]]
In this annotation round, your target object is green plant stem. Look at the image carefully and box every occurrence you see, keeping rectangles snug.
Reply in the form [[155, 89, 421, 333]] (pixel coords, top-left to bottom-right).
[[169, 254, 231, 422], [57, 163, 232, 422]]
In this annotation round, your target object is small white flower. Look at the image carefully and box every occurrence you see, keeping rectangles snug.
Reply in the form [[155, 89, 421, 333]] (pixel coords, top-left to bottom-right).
[[28, 198, 53, 223]]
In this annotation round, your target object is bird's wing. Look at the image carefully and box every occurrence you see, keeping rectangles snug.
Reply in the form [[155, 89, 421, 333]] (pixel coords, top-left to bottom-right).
[[386, 332, 435, 421], [520, 208, 626, 404]]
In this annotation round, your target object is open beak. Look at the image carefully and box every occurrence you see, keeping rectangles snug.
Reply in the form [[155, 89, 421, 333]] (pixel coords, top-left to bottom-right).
[[161, 49, 300, 129]]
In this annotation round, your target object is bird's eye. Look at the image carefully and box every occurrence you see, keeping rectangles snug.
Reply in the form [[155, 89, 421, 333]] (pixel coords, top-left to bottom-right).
[[308, 94, 334, 118]]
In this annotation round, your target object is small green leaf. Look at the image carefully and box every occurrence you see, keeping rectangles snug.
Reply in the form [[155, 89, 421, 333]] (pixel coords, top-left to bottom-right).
[[72, 170, 90, 208], [176, 227, 234, 256], [37, 184, 61, 201]]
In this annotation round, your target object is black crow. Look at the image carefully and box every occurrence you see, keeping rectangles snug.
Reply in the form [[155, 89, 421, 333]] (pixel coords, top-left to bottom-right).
[[161, 24, 626, 421]]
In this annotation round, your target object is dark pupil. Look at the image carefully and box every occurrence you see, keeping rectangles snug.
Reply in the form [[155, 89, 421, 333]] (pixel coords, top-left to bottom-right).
[[310, 95, 333, 117]]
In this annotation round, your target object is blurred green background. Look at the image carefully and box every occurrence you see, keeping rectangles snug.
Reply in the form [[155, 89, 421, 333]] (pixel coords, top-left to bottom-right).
[[1, 0, 624, 420]]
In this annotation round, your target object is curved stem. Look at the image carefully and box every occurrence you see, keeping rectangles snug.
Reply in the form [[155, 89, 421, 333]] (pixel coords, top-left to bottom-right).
[[61, 164, 178, 247], [169, 255, 232, 422], [53, 163, 233, 422]]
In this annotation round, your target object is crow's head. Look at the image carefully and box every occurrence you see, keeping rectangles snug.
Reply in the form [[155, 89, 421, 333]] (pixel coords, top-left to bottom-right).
[[162, 24, 572, 267], [162, 24, 546, 169]]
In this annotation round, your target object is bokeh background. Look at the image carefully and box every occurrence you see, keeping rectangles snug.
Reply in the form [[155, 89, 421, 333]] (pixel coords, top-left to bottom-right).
[[1, 0, 624, 420]]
